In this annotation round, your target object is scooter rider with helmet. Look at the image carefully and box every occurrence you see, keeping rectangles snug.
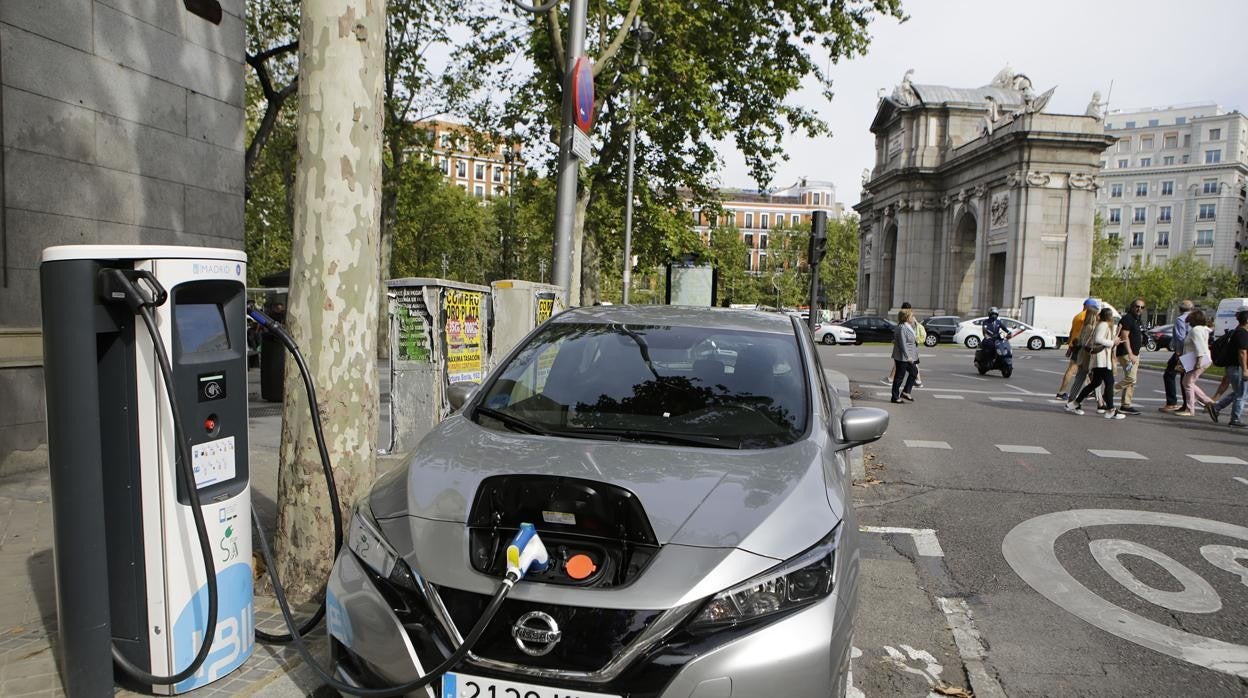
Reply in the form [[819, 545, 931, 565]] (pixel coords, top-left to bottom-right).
[[977, 307, 1022, 375]]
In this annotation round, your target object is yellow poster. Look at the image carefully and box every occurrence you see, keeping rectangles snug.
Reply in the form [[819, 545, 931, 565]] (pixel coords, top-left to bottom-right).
[[444, 289, 485, 383]]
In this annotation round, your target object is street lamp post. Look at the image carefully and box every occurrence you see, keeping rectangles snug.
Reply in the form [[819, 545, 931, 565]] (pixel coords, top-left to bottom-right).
[[621, 19, 653, 304]]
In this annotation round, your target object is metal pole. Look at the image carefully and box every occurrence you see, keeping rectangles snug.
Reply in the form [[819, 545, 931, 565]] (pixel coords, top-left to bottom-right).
[[808, 211, 827, 333], [621, 19, 640, 304], [551, 0, 587, 299]]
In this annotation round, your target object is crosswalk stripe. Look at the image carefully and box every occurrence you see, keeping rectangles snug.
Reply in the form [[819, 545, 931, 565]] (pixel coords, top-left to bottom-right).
[[1188, 454, 1248, 465], [996, 445, 1050, 454], [1088, 449, 1147, 460], [933, 394, 964, 400], [990, 397, 1023, 402], [904, 440, 952, 449]]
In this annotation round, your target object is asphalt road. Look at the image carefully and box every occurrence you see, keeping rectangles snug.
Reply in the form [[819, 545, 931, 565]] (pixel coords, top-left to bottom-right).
[[821, 342, 1247, 697]]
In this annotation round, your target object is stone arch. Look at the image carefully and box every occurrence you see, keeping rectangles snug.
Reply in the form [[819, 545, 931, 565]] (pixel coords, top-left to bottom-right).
[[878, 222, 898, 313], [949, 209, 978, 315]]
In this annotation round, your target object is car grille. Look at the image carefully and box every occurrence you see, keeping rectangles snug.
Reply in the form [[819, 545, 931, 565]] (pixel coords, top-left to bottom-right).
[[434, 585, 663, 672]]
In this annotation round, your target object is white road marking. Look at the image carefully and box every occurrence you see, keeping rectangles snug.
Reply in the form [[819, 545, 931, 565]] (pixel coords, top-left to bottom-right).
[[996, 444, 1050, 454], [1234, 477, 1248, 487], [847, 646, 865, 698], [883, 644, 946, 695], [1005, 383, 1035, 395], [861, 526, 945, 557], [903, 440, 952, 450], [933, 394, 964, 400], [875, 392, 892, 398], [938, 598, 1007, 698], [1188, 454, 1248, 465], [990, 397, 1023, 402], [1090, 539, 1222, 613], [1033, 368, 1066, 375], [1088, 449, 1147, 460]]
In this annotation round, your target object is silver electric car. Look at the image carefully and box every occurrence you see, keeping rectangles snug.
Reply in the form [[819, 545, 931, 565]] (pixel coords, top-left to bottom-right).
[[327, 305, 888, 697]]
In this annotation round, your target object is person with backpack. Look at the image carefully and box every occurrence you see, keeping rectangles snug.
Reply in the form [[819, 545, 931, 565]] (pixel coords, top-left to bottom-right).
[[1065, 306, 1125, 419], [1159, 300, 1194, 412], [1208, 307, 1248, 428], [1175, 309, 1215, 417]]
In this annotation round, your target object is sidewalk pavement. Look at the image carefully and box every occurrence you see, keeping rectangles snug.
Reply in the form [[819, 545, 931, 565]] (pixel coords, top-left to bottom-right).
[[0, 366, 397, 696]]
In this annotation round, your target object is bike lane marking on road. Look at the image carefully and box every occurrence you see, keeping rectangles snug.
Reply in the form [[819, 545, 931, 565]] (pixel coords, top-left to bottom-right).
[[1188, 454, 1248, 465], [995, 445, 1050, 454], [860, 526, 945, 557], [1234, 477, 1248, 487], [904, 440, 952, 450], [1088, 449, 1147, 460], [1002, 509, 1248, 679]]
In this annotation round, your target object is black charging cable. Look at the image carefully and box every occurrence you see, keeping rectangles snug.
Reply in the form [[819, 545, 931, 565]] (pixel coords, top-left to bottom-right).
[[97, 269, 219, 686], [245, 307, 343, 643]]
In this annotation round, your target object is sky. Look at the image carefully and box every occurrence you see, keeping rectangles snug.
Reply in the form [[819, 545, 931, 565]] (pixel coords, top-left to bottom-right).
[[716, 0, 1248, 210]]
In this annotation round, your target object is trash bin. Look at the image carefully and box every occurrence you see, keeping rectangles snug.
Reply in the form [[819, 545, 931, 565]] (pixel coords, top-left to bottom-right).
[[259, 291, 288, 402], [384, 278, 492, 454], [489, 280, 567, 362]]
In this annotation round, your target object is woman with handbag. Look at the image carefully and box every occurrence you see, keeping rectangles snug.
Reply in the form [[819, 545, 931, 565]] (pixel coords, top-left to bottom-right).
[[1176, 309, 1215, 417], [1066, 307, 1125, 419]]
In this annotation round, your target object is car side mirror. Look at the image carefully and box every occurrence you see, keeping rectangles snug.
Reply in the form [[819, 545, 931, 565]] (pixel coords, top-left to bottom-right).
[[447, 381, 479, 411], [840, 407, 889, 446]]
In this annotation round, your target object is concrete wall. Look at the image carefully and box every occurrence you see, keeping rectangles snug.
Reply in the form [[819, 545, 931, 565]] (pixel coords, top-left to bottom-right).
[[0, 0, 245, 462]]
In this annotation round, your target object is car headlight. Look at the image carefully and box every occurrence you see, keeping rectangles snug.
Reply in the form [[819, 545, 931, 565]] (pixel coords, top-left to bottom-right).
[[689, 525, 839, 628], [348, 499, 419, 592]]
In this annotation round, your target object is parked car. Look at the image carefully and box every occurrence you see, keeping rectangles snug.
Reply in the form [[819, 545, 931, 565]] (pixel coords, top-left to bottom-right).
[[954, 317, 1058, 350], [327, 305, 888, 698], [921, 316, 962, 346], [1145, 324, 1173, 352], [813, 322, 857, 345], [841, 315, 898, 343]]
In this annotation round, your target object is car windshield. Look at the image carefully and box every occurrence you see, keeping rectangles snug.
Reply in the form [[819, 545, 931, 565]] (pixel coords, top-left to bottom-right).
[[475, 322, 809, 449]]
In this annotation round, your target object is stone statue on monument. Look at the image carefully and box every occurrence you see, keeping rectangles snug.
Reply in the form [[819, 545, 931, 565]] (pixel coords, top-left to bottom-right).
[[892, 69, 918, 106], [1085, 91, 1106, 121]]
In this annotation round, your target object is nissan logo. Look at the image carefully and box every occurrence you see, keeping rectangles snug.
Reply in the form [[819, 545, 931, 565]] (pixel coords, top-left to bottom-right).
[[511, 611, 561, 656]]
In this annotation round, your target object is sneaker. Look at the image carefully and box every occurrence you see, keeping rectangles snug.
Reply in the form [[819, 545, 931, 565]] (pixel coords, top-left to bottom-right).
[[1055, 392, 1068, 400], [1205, 403, 1220, 423], [1096, 407, 1108, 415], [901, 393, 915, 402], [1229, 420, 1246, 428], [914, 381, 924, 388], [1118, 405, 1141, 415], [1158, 404, 1180, 413], [1173, 410, 1195, 417], [1065, 402, 1084, 415], [1105, 410, 1127, 420], [882, 377, 892, 385], [890, 398, 904, 404]]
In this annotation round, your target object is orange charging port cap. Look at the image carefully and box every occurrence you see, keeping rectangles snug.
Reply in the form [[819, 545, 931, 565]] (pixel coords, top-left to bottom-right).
[[566, 554, 597, 580]]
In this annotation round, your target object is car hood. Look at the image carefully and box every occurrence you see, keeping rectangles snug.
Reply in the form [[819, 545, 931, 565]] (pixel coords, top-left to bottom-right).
[[371, 413, 841, 561]]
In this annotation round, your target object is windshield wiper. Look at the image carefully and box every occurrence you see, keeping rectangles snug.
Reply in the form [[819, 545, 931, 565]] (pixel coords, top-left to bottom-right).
[[473, 406, 553, 436], [577, 427, 741, 449]]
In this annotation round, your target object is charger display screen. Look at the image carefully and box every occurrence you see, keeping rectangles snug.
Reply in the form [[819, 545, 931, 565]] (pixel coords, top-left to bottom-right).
[[176, 303, 230, 354]]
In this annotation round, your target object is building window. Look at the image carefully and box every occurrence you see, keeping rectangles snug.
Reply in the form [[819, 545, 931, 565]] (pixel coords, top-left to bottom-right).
[[493, 167, 502, 183], [760, 213, 769, 230], [744, 232, 754, 248], [1099, 160, 1107, 169], [1140, 157, 1151, 167], [1205, 150, 1222, 164], [1198, 203, 1216, 220], [1196, 229, 1214, 246], [1158, 206, 1172, 223], [723, 210, 734, 227], [812, 192, 821, 205], [1125, 121, 1136, 128], [1209, 128, 1222, 140], [1156, 231, 1169, 248], [1117, 139, 1131, 153], [791, 213, 800, 227], [1182, 154, 1191, 164], [1203, 179, 1219, 194], [456, 160, 466, 177], [1131, 231, 1144, 248], [1108, 231, 1120, 243], [1164, 133, 1178, 149], [759, 251, 768, 270], [475, 163, 485, 179], [1140, 135, 1154, 149], [473, 184, 485, 198], [1118, 159, 1129, 168], [1108, 208, 1122, 224], [1133, 207, 1146, 223], [1148, 119, 1159, 127], [1136, 182, 1148, 196], [760, 234, 769, 250], [746, 253, 754, 272], [1162, 155, 1175, 166], [1110, 183, 1123, 198], [745, 213, 754, 228], [440, 133, 450, 148], [439, 157, 449, 175], [1161, 181, 1174, 196], [1176, 116, 1187, 125]]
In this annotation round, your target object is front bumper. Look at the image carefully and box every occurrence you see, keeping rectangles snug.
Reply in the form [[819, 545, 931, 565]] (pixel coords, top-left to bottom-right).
[[326, 541, 858, 697]]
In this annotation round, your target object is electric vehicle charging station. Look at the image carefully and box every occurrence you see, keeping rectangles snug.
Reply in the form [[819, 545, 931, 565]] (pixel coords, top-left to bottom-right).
[[41, 246, 252, 695]]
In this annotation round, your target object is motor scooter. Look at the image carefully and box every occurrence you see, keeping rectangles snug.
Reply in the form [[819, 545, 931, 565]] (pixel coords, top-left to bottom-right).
[[974, 335, 1014, 377]]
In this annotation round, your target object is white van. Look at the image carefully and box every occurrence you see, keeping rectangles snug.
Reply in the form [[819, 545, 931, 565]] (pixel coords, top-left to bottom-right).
[[1215, 298, 1248, 335]]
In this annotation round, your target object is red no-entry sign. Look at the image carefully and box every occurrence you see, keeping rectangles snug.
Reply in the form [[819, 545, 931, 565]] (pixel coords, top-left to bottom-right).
[[572, 55, 594, 133]]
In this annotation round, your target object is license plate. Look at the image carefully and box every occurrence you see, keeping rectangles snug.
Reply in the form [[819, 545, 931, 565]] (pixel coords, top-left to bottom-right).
[[441, 672, 620, 698]]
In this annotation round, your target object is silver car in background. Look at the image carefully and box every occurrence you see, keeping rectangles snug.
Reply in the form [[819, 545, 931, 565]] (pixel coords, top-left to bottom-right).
[[327, 305, 888, 697]]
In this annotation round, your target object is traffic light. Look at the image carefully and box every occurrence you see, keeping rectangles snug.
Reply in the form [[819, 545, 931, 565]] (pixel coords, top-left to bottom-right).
[[808, 211, 828, 268]]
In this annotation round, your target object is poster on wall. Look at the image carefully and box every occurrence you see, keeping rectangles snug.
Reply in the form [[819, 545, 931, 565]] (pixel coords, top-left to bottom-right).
[[535, 291, 558, 325], [444, 289, 485, 383]]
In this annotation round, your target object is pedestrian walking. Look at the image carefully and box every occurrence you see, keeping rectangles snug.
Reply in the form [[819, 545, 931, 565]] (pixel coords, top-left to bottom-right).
[[1066, 307, 1125, 419], [1159, 300, 1194, 413], [1175, 309, 1215, 417], [1114, 298, 1145, 415], [883, 302, 922, 387], [1209, 307, 1248, 428], [1068, 302, 1107, 409], [1055, 298, 1099, 399], [890, 308, 919, 404]]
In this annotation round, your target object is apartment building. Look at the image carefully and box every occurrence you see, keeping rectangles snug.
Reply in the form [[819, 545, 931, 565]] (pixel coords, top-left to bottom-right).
[[691, 180, 843, 273], [418, 119, 523, 199], [1096, 104, 1248, 270]]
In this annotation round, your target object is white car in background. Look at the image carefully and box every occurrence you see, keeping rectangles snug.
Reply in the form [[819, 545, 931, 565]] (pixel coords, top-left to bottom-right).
[[813, 323, 857, 346], [954, 317, 1058, 350]]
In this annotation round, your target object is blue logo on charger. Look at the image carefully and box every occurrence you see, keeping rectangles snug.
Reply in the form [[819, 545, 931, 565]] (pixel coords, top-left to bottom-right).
[[171, 563, 254, 691]]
